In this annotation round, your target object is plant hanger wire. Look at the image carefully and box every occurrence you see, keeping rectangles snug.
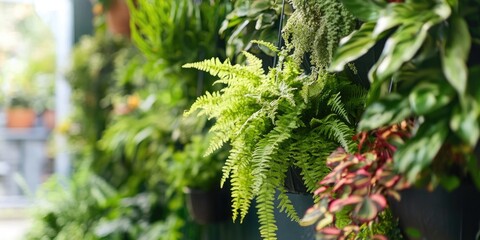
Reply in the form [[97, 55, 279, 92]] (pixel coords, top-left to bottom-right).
[[272, 0, 286, 68]]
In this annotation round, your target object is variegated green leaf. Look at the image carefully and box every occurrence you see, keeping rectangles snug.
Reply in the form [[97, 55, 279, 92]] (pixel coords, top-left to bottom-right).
[[340, 0, 386, 22], [408, 82, 455, 115], [394, 119, 449, 183], [329, 22, 377, 72], [358, 94, 412, 131], [450, 97, 480, 147], [441, 16, 471, 95], [372, 21, 430, 81]]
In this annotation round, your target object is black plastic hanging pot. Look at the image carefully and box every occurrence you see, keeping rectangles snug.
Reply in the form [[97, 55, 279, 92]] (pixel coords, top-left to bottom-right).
[[389, 183, 480, 240], [184, 185, 231, 225]]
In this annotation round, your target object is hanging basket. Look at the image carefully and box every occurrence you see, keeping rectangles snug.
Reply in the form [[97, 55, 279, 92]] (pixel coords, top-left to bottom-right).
[[389, 183, 480, 240], [284, 166, 309, 194]]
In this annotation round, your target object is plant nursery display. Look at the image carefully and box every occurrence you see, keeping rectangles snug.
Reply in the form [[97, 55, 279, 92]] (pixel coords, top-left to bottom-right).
[[25, 0, 480, 239]]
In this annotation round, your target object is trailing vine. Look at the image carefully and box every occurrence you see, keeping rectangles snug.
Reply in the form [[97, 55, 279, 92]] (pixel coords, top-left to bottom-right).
[[283, 0, 356, 69]]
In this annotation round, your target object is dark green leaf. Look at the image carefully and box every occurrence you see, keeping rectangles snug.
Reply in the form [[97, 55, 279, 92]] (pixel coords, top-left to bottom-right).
[[372, 21, 430, 81], [247, 0, 271, 17], [466, 154, 480, 190], [450, 98, 480, 147], [340, 0, 385, 22], [329, 22, 377, 72], [408, 82, 455, 115], [405, 228, 422, 238], [373, 3, 419, 37], [441, 16, 471, 95], [439, 175, 461, 191], [358, 94, 412, 131], [394, 119, 449, 182]]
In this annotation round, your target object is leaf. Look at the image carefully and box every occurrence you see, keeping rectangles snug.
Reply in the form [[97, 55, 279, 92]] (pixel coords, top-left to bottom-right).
[[358, 94, 412, 131], [408, 82, 455, 115], [326, 147, 347, 167], [441, 16, 471, 95], [373, 21, 430, 81], [370, 194, 387, 209], [315, 212, 334, 230], [439, 175, 460, 191], [329, 195, 363, 212], [394, 119, 449, 182], [300, 206, 324, 226], [247, 0, 271, 18], [405, 227, 422, 238], [339, 0, 385, 22], [329, 22, 377, 72], [353, 197, 380, 222], [450, 98, 480, 147], [373, 3, 418, 37], [318, 227, 342, 236], [353, 169, 371, 188]]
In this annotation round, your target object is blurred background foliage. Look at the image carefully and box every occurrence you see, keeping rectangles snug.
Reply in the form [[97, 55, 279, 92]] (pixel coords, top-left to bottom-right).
[[27, 0, 279, 239]]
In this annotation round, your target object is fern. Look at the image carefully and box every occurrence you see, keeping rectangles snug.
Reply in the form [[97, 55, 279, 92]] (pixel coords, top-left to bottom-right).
[[328, 92, 350, 123], [184, 46, 365, 239]]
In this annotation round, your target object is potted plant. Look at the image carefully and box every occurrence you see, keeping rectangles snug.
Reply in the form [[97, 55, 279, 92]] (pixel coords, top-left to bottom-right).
[[92, 0, 131, 37], [169, 133, 231, 225], [300, 123, 410, 239], [182, 0, 370, 238], [5, 91, 37, 128], [302, 0, 480, 239]]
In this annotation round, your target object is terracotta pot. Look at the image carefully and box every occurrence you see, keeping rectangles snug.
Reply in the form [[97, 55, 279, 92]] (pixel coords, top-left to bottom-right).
[[6, 108, 36, 128], [106, 0, 130, 37], [42, 110, 55, 130]]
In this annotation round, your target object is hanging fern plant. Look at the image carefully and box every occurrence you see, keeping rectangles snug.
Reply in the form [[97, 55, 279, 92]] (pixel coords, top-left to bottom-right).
[[184, 41, 366, 239]]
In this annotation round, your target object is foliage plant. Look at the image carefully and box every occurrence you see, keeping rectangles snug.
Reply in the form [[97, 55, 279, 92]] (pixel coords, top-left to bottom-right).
[[128, 0, 229, 66], [282, 0, 356, 69], [184, 40, 366, 239], [300, 122, 411, 239], [219, 0, 287, 62], [66, 32, 129, 166], [330, 0, 480, 190], [126, 0, 233, 191], [26, 165, 182, 240], [182, 0, 369, 238]]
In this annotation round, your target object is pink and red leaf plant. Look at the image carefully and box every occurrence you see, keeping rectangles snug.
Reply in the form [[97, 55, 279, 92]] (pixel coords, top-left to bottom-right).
[[300, 121, 412, 239]]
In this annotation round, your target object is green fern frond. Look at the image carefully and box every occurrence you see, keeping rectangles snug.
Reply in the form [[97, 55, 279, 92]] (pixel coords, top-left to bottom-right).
[[256, 181, 278, 240], [313, 114, 356, 153], [183, 57, 262, 86], [251, 107, 302, 194], [328, 92, 350, 124], [184, 91, 222, 117], [277, 188, 300, 221], [290, 129, 337, 192], [243, 51, 265, 75], [251, 40, 279, 54]]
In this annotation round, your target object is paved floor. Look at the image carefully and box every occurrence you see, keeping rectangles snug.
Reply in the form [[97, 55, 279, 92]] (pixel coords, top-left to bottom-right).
[[0, 218, 30, 240], [0, 206, 31, 240]]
